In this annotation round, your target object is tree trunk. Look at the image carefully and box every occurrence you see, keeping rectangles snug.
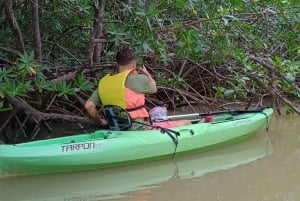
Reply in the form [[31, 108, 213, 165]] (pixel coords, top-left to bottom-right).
[[3, 0, 25, 53], [85, 0, 105, 67], [92, 7, 103, 64], [32, 0, 42, 61], [0, 1, 5, 24]]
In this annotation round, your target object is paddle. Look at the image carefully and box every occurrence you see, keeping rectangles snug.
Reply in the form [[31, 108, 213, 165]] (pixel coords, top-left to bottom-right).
[[167, 106, 268, 120]]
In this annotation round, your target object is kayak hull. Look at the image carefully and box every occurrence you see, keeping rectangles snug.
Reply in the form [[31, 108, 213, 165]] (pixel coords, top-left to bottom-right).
[[0, 134, 272, 201], [0, 108, 273, 176]]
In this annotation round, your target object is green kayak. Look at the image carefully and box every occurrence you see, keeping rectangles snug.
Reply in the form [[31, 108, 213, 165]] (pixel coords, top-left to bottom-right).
[[0, 134, 272, 201], [0, 107, 273, 176]]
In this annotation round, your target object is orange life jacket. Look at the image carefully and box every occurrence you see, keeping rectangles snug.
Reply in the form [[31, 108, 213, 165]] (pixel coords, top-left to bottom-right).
[[98, 69, 149, 119]]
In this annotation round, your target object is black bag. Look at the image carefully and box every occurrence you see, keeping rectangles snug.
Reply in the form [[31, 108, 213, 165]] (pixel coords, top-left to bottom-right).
[[102, 105, 132, 131]]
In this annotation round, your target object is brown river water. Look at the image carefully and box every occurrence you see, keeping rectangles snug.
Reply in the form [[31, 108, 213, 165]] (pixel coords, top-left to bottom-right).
[[0, 114, 299, 201]]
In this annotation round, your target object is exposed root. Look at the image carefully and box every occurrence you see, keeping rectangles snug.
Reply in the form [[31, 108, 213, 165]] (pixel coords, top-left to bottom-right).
[[0, 96, 99, 143]]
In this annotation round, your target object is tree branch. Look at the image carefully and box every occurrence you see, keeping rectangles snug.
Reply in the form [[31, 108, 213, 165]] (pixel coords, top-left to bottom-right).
[[50, 62, 115, 82], [0, 57, 15, 66], [0, 43, 19, 55], [249, 74, 300, 115], [3, 0, 25, 53]]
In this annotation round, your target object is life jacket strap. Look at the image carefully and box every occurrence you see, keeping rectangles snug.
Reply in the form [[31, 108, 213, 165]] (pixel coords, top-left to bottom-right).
[[126, 105, 146, 112]]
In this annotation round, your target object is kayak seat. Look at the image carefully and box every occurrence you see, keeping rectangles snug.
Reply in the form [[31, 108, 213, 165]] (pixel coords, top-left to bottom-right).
[[225, 116, 234, 121], [151, 120, 191, 128], [191, 120, 200, 124], [102, 105, 132, 131]]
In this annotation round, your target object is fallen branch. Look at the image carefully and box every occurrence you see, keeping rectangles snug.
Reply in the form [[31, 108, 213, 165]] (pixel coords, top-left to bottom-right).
[[248, 55, 300, 95], [7, 96, 97, 125], [249, 74, 300, 115]]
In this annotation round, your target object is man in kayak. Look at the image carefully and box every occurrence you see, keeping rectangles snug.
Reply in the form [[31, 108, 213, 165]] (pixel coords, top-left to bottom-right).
[[85, 48, 157, 130]]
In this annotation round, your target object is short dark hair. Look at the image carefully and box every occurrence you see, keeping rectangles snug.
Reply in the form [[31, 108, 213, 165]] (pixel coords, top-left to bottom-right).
[[116, 48, 136, 66]]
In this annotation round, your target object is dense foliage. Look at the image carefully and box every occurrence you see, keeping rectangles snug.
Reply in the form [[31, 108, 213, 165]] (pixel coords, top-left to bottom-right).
[[0, 0, 299, 142]]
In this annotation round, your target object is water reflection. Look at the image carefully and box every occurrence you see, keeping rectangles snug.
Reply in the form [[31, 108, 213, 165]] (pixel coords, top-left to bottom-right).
[[148, 115, 300, 201], [0, 133, 272, 201]]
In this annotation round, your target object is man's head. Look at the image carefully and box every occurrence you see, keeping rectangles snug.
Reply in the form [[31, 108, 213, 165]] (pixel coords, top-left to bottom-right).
[[116, 48, 136, 70]]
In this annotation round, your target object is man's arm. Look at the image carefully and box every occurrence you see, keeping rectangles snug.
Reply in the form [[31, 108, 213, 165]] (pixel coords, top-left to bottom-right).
[[85, 90, 107, 126], [85, 100, 107, 126], [139, 65, 157, 93]]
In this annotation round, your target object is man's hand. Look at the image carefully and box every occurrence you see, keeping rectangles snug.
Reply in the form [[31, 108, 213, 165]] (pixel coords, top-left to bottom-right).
[[138, 65, 157, 93], [98, 118, 108, 126], [138, 65, 150, 76], [85, 100, 108, 126]]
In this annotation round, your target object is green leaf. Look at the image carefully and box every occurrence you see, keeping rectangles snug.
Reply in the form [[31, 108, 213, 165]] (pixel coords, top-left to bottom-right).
[[0, 67, 16, 82], [35, 76, 55, 92], [6, 81, 33, 97], [146, 17, 153, 31], [56, 81, 78, 99], [232, 0, 243, 7], [142, 42, 153, 53], [224, 89, 235, 97], [285, 73, 296, 83], [222, 17, 229, 26], [74, 75, 93, 92], [286, 108, 294, 115], [213, 86, 225, 98], [0, 101, 11, 112]]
